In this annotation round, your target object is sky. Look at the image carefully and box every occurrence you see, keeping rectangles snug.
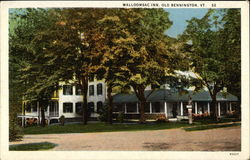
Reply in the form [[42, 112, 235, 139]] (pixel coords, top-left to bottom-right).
[[164, 9, 209, 38], [9, 8, 209, 39]]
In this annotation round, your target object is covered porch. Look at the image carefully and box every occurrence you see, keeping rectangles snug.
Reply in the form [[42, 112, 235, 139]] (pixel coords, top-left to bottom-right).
[[18, 100, 59, 127], [113, 89, 239, 120]]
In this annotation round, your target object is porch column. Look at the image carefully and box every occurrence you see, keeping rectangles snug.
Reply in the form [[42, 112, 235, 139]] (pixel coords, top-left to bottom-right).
[[124, 103, 127, 114], [207, 102, 210, 115], [195, 102, 198, 114], [136, 103, 139, 114], [164, 102, 167, 117], [218, 102, 221, 117], [229, 102, 232, 112], [149, 102, 152, 114], [180, 102, 183, 116], [73, 102, 76, 114]]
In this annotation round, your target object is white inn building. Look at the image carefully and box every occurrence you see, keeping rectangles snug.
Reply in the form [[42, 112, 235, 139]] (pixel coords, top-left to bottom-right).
[[18, 79, 239, 126]]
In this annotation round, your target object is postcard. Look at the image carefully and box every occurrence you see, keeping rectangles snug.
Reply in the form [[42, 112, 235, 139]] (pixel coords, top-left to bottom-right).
[[1, 1, 249, 160]]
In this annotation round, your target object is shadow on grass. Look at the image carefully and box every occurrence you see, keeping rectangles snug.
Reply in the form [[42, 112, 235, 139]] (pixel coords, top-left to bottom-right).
[[9, 142, 57, 151]]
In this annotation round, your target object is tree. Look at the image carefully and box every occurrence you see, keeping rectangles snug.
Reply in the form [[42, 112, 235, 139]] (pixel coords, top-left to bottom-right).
[[181, 9, 241, 119], [220, 9, 241, 101], [10, 8, 59, 127], [9, 10, 25, 137], [97, 9, 173, 123], [36, 8, 106, 125]]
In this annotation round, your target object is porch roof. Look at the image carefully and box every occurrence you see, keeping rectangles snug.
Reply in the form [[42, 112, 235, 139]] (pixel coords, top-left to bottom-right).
[[113, 89, 238, 103]]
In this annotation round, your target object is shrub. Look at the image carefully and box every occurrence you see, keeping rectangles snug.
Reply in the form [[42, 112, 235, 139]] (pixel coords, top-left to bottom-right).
[[59, 115, 65, 126], [9, 142, 57, 151], [156, 114, 167, 123], [225, 111, 241, 119], [9, 116, 23, 142], [98, 104, 109, 122], [117, 112, 125, 123], [26, 118, 38, 126], [192, 112, 210, 121]]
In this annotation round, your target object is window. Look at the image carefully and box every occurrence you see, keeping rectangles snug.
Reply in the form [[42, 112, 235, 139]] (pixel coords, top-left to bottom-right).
[[63, 103, 73, 113], [97, 101, 103, 113], [63, 85, 73, 95], [75, 85, 82, 95], [49, 101, 59, 117], [75, 102, 83, 115], [89, 85, 94, 96], [97, 83, 103, 95], [88, 102, 95, 113]]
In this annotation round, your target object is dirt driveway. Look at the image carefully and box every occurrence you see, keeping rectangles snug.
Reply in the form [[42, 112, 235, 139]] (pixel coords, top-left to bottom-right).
[[10, 126, 241, 151]]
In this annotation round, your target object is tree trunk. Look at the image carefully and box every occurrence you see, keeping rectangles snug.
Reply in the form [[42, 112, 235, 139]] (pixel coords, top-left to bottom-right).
[[139, 100, 146, 123], [137, 87, 146, 124], [107, 86, 113, 124], [210, 95, 219, 121], [39, 99, 49, 127], [40, 105, 46, 127], [81, 76, 89, 125]]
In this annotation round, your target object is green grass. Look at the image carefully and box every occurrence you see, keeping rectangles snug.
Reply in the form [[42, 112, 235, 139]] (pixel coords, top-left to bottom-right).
[[9, 142, 57, 151], [23, 122, 192, 135], [183, 123, 241, 131]]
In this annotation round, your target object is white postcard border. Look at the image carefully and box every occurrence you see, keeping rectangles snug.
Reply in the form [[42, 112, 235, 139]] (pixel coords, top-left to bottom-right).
[[1, 1, 249, 160]]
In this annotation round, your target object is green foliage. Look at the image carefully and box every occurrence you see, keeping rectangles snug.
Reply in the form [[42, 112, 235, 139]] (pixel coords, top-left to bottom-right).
[[97, 9, 174, 123], [180, 9, 241, 118], [117, 112, 125, 123], [9, 142, 57, 151], [9, 9, 60, 128], [9, 98, 23, 141], [59, 115, 65, 126], [98, 104, 109, 122], [9, 115, 23, 142]]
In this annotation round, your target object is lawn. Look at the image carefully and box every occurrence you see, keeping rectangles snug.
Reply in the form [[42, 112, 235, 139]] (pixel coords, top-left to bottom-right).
[[23, 118, 241, 135], [23, 122, 192, 134], [9, 142, 57, 151]]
